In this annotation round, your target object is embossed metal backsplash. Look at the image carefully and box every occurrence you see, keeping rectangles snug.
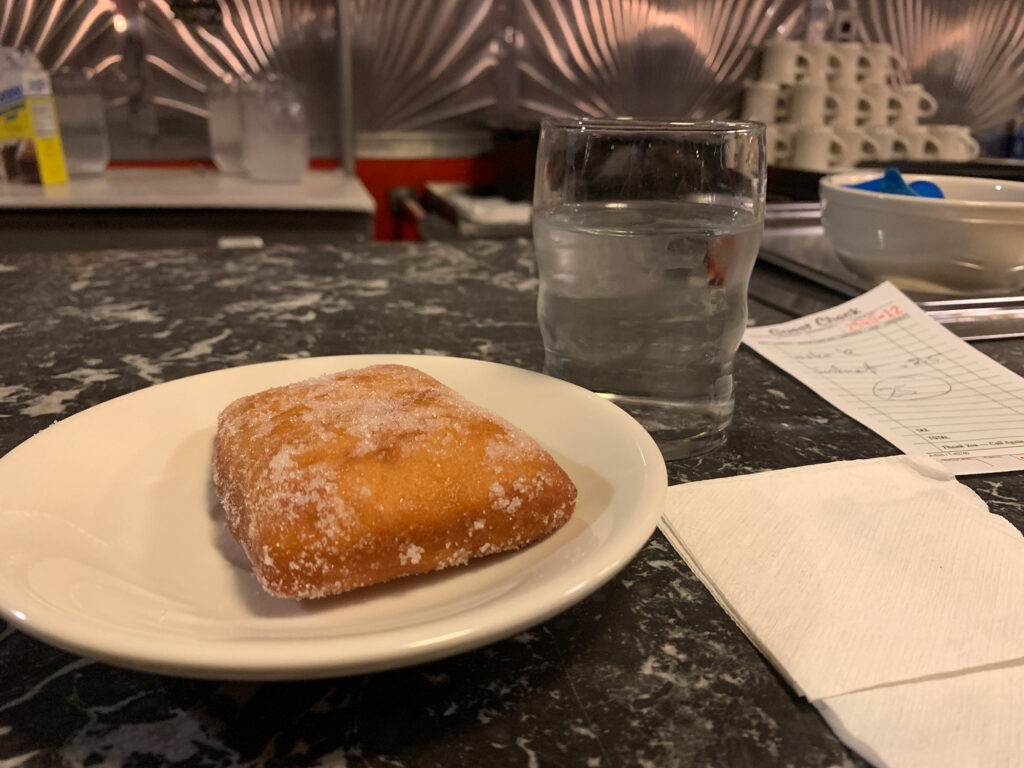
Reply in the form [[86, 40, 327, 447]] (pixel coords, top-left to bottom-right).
[[856, 0, 1024, 135], [512, 0, 805, 123], [2, 0, 1022, 159], [0, 0, 341, 158], [505, 0, 1024, 134]]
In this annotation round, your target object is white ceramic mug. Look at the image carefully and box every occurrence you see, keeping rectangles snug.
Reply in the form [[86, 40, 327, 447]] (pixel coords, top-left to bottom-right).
[[834, 126, 881, 164], [799, 42, 840, 86], [765, 123, 794, 166], [741, 81, 789, 123], [861, 82, 902, 126], [861, 42, 905, 86], [791, 125, 851, 170], [760, 40, 808, 84], [891, 84, 938, 126], [761, 40, 837, 85], [788, 82, 840, 125], [829, 42, 872, 87], [867, 124, 909, 161], [928, 124, 981, 161], [829, 84, 873, 127], [897, 126, 942, 161]]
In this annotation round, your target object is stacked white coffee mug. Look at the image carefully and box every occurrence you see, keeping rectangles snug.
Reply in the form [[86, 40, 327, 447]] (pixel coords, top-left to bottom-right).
[[743, 40, 981, 172]]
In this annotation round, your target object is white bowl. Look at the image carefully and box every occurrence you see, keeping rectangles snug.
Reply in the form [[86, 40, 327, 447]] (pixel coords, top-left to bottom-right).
[[820, 172, 1024, 296]]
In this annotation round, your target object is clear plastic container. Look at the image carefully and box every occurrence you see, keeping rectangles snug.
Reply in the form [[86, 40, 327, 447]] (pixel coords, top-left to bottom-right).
[[207, 77, 244, 174], [50, 67, 109, 178], [240, 74, 309, 183]]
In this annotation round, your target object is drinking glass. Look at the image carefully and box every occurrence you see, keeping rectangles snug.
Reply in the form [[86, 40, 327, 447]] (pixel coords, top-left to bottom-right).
[[241, 74, 309, 183], [51, 67, 110, 178], [207, 77, 244, 174], [532, 118, 766, 459]]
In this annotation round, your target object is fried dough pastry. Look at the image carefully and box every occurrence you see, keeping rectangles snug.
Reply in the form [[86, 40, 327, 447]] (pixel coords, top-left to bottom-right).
[[212, 364, 577, 599]]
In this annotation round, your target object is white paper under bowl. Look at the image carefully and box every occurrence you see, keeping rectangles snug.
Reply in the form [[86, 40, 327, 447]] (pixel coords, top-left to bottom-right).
[[820, 172, 1024, 296]]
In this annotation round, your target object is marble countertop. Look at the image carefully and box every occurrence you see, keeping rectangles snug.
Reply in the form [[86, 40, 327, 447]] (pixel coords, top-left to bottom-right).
[[0, 168, 376, 212], [1, 239, 1022, 767]]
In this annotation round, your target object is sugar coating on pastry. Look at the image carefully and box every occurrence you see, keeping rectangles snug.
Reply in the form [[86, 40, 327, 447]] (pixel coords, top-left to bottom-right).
[[212, 363, 577, 599]]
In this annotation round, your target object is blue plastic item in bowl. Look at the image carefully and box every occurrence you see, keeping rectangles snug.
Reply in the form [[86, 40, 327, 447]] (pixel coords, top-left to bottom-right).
[[846, 168, 945, 199]]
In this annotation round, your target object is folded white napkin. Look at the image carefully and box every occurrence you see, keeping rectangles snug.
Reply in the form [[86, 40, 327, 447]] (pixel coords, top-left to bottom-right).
[[660, 455, 1024, 768], [817, 662, 1024, 768]]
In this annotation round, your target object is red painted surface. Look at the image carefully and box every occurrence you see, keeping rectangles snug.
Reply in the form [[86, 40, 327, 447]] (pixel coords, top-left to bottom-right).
[[356, 156, 496, 241]]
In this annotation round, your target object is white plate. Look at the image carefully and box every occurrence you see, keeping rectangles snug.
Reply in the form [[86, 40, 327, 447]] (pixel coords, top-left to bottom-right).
[[0, 355, 666, 680]]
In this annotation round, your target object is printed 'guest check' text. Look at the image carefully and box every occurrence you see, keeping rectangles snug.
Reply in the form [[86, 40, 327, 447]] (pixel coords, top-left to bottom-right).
[[743, 282, 1024, 475]]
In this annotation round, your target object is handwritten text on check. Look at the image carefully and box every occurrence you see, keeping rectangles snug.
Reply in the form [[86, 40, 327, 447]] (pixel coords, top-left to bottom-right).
[[744, 282, 1024, 475]]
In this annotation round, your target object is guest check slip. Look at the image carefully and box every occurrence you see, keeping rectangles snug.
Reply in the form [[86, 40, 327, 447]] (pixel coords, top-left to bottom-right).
[[744, 281, 1024, 475]]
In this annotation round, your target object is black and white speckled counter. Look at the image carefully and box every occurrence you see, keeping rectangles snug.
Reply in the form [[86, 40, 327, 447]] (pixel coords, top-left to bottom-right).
[[2, 240, 1022, 767]]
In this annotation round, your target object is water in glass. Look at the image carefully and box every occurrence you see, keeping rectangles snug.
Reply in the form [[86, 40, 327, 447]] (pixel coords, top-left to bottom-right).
[[534, 200, 761, 457], [52, 68, 109, 177], [207, 80, 243, 174]]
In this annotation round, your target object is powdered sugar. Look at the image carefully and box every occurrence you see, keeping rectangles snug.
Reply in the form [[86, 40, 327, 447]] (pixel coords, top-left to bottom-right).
[[399, 543, 425, 565]]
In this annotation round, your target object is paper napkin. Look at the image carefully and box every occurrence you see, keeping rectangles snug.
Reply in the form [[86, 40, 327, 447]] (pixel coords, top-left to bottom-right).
[[660, 455, 1024, 767], [816, 662, 1024, 768]]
